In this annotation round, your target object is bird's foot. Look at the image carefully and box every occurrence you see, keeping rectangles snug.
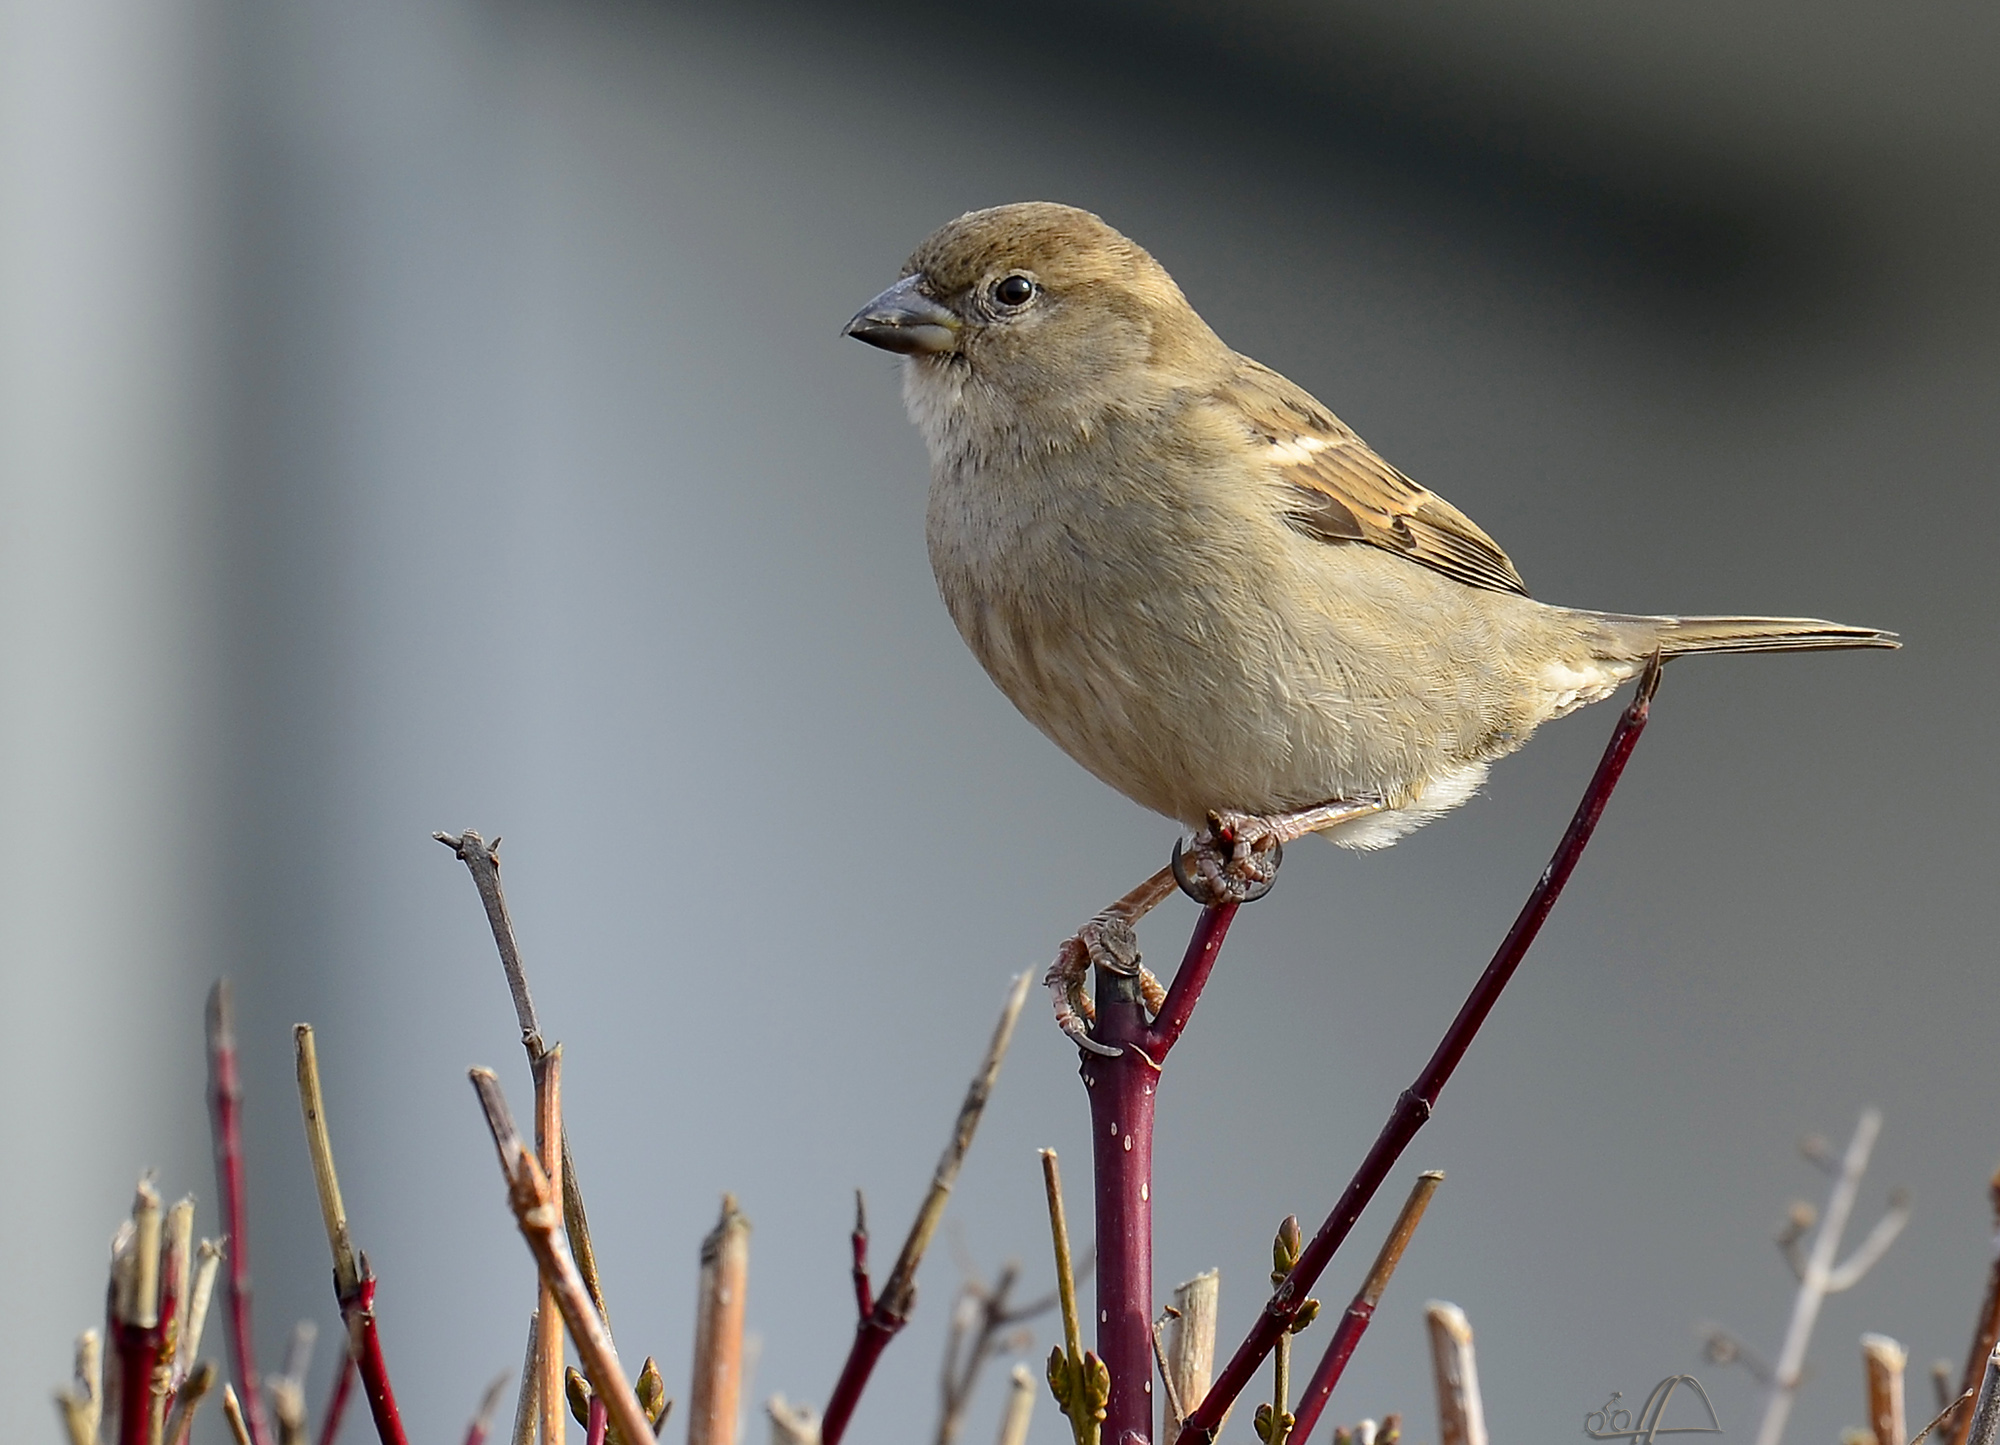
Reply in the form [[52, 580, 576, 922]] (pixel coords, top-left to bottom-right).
[[1045, 866, 1179, 1056], [1173, 797, 1386, 905]]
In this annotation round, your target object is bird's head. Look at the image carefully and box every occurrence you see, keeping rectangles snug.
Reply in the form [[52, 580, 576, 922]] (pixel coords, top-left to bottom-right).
[[844, 202, 1227, 458]]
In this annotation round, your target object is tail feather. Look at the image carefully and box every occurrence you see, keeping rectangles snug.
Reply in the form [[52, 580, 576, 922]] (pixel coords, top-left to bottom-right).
[[1597, 613, 1901, 660]]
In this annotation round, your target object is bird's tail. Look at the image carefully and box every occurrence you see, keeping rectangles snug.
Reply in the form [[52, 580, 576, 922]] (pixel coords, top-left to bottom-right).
[[1593, 612, 1900, 660]]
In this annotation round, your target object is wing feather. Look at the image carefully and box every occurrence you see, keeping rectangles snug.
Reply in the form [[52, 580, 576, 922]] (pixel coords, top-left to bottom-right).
[[1219, 360, 1529, 597]]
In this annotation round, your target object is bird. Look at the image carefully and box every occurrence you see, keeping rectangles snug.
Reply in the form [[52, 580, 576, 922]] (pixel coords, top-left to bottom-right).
[[843, 201, 1897, 1047]]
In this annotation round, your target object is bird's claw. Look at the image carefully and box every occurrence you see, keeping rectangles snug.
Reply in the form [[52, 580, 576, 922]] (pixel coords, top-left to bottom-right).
[[1172, 814, 1283, 906], [1045, 919, 1149, 1057]]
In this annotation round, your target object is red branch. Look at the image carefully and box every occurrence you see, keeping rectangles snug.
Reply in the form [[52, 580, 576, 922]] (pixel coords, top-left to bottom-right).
[[1176, 661, 1661, 1444], [339, 1271, 410, 1445], [114, 1322, 161, 1445], [207, 982, 275, 1445], [1081, 902, 1240, 1445], [587, 1397, 609, 1445], [850, 1192, 873, 1319], [1287, 1172, 1443, 1443], [317, 1356, 356, 1445]]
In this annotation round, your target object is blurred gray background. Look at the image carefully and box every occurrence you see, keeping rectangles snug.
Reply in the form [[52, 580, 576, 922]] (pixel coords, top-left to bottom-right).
[[3, 0, 1995, 1441]]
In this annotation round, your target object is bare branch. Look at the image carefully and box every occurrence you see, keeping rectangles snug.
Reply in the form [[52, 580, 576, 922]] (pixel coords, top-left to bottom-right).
[[1963, 1346, 2000, 1445], [768, 1395, 822, 1445], [1862, 1334, 1907, 1445], [1755, 1109, 1891, 1445], [535, 1048, 567, 1445], [1162, 1273, 1220, 1445], [208, 981, 276, 1445], [293, 1023, 411, 1445], [1828, 1192, 1912, 1293], [294, 1026, 360, 1298], [55, 1330, 102, 1445], [690, 1195, 752, 1445], [435, 830, 544, 1055], [1425, 1302, 1487, 1445], [469, 1068, 654, 1445], [1948, 1169, 2000, 1445], [1292, 1173, 1444, 1445], [995, 1366, 1036, 1445], [222, 1384, 255, 1445], [879, 971, 1032, 1321], [510, 1313, 540, 1445]]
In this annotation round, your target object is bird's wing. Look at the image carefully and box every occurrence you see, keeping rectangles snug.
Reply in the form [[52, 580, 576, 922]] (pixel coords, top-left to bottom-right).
[[1218, 360, 1530, 597]]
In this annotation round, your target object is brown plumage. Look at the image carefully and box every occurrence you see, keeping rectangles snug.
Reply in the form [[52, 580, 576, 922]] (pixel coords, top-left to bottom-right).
[[846, 202, 1897, 849]]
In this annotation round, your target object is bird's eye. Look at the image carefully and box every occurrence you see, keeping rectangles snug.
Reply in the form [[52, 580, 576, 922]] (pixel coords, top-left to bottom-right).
[[993, 274, 1036, 307]]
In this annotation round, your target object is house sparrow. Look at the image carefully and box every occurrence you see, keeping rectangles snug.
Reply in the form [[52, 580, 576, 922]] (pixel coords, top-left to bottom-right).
[[844, 202, 1895, 1041]]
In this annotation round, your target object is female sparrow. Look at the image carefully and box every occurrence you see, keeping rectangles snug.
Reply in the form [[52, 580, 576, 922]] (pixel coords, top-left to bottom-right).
[[845, 202, 1895, 1044]]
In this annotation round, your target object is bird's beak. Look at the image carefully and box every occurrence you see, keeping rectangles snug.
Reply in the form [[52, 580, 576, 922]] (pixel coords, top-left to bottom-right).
[[843, 274, 960, 355]]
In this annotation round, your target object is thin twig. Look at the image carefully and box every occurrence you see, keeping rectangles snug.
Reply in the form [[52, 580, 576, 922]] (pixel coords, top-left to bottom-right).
[[1863, 1334, 1908, 1445], [208, 982, 276, 1445], [223, 1384, 256, 1445], [164, 1360, 218, 1445], [163, 1197, 195, 1375], [56, 1329, 103, 1445], [1425, 1302, 1487, 1445], [510, 1313, 540, 1445], [1915, 1389, 1981, 1445], [851, 1193, 872, 1320], [1043, 1153, 1083, 1376], [318, 1357, 357, 1445], [691, 1195, 753, 1445], [1962, 1346, 2000, 1445], [294, 1023, 410, 1445], [464, 1370, 514, 1445], [535, 1048, 567, 1445], [1040, 1149, 1107, 1445], [818, 972, 1033, 1445], [1290, 1172, 1444, 1444], [935, 1257, 1054, 1445], [469, 1068, 654, 1445], [995, 1365, 1035, 1445], [437, 830, 612, 1324], [1755, 1110, 1900, 1445], [1179, 663, 1662, 1444], [1947, 1170, 2000, 1445], [115, 1177, 166, 1445], [271, 1320, 316, 1445], [435, 831, 545, 1055], [1153, 1309, 1188, 1435]]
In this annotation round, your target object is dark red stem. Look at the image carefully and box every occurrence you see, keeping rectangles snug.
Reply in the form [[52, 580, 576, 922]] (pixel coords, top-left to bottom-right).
[[1177, 666, 1659, 1444], [1287, 1299, 1376, 1443], [820, 1312, 899, 1443], [318, 1353, 357, 1445], [850, 1194, 873, 1319], [587, 1397, 609, 1445], [1079, 900, 1240, 1445], [340, 1273, 411, 1445], [114, 1321, 161, 1445], [207, 981, 276, 1445], [1145, 902, 1239, 1059]]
